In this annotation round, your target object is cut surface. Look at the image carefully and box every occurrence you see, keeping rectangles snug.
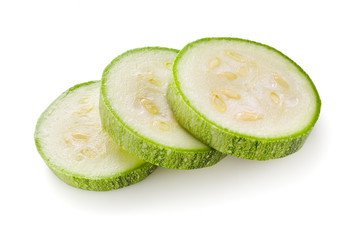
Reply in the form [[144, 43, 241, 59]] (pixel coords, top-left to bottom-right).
[[168, 38, 321, 160], [35, 81, 156, 190], [176, 40, 317, 137], [104, 48, 205, 149], [101, 47, 225, 169]]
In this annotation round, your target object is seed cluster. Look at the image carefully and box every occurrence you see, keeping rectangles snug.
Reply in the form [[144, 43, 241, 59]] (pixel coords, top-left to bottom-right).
[[207, 51, 293, 122], [137, 67, 172, 131], [63, 97, 106, 162]]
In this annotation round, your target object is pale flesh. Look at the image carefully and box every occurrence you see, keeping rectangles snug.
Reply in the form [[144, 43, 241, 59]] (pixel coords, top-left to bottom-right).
[[37, 82, 146, 177], [176, 40, 318, 138], [105, 49, 207, 149]]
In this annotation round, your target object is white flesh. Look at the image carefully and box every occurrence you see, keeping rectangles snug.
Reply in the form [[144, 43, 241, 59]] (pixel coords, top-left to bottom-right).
[[37, 82, 145, 177], [105, 49, 207, 149], [176, 40, 318, 138]]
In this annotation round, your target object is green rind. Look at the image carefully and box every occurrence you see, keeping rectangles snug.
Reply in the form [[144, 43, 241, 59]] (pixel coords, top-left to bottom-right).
[[49, 162, 156, 191], [35, 81, 157, 191], [168, 37, 321, 160], [100, 47, 226, 169]]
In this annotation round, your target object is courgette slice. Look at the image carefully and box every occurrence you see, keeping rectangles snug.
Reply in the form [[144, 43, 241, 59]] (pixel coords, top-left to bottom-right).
[[100, 47, 225, 169], [35, 81, 156, 191], [168, 38, 321, 160]]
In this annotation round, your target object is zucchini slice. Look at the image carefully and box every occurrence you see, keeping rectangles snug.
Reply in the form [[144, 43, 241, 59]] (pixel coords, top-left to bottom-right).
[[35, 81, 156, 191], [100, 47, 225, 169], [168, 38, 321, 160]]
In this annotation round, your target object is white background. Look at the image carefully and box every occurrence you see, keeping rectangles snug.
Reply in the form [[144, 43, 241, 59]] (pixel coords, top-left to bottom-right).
[[1, 0, 356, 239]]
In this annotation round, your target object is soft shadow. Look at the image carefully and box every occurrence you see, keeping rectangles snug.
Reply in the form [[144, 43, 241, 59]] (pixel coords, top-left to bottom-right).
[[48, 118, 328, 215]]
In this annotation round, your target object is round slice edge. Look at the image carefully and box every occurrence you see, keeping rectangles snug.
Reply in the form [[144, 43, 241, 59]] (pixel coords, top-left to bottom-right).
[[168, 38, 321, 160], [100, 47, 225, 169], [35, 81, 156, 191]]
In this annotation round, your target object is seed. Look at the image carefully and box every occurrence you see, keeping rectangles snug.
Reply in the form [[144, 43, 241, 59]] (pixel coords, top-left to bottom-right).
[[165, 62, 173, 70], [79, 97, 89, 104], [71, 133, 89, 142], [152, 120, 170, 131], [217, 72, 237, 80], [226, 51, 247, 63], [237, 65, 250, 77], [77, 106, 93, 115], [211, 94, 226, 112], [140, 98, 158, 114], [270, 92, 280, 104], [137, 72, 163, 86], [80, 148, 97, 158], [235, 112, 262, 121], [208, 57, 221, 69], [148, 78, 164, 87], [273, 72, 289, 89], [219, 89, 241, 99]]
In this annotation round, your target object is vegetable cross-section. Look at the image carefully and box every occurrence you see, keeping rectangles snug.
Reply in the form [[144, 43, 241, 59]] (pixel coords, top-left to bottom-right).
[[35, 81, 156, 191], [168, 38, 321, 160], [100, 47, 225, 169]]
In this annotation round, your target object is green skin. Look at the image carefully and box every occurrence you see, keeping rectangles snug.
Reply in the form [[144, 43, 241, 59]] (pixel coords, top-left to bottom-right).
[[34, 81, 157, 191], [167, 38, 321, 160], [100, 47, 225, 169]]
